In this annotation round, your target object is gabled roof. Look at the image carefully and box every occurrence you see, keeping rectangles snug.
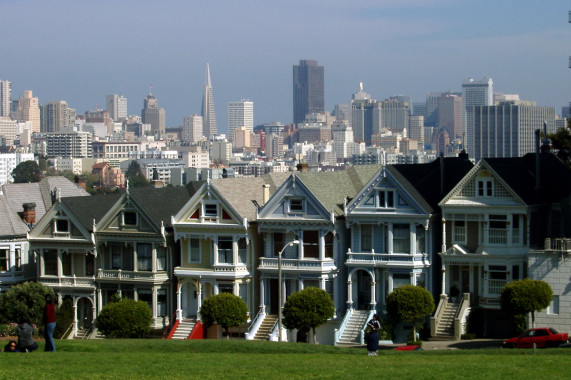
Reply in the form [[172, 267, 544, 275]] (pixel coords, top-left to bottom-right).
[[0, 195, 28, 238], [484, 153, 571, 205], [392, 157, 474, 212], [61, 193, 122, 232]]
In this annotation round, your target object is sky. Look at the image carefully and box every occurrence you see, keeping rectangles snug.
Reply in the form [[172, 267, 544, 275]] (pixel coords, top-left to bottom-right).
[[1, 1, 570, 135]]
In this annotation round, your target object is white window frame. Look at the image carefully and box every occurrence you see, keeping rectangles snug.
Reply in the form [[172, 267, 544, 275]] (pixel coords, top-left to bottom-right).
[[477, 179, 493, 197], [188, 238, 201, 263], [453, 220, 466, 244], [288, 198, 304, 213]]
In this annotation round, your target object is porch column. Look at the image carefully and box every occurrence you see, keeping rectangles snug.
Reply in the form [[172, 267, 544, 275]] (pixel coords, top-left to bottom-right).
[[410, 272, 416, 286], [441, 218, 447, 252], [319, 232, 325, 260], [298, 278, 304, 291], [57, 249, 63, 278], [370, 280, 376, 310], [444, 265, 450, 294], [410, 224, 416, 255], [259, 278, 265, 313], [347, 278, 353, 308], [388, 223, 394, 254], [233, 280, 239, 296], [387, 272, 394, 294], [97, 288, 102, 313], [176, 281, 183, 321], [196, 280, 202, 321], [320, 277, 326, 290], [152, 287, 157, 320], [213, 282, 219, 295], [151, 244, 157, 273], [213, 238, 219, 265]]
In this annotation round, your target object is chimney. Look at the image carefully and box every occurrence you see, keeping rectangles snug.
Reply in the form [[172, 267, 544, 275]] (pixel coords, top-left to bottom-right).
[[262, 184, 270, 205], [22, 203, 36, 225]]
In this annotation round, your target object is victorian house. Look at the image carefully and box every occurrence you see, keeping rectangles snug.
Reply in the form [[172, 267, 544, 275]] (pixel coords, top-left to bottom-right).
[[434, 151, 571, 338], [28, 185, 191, 336]]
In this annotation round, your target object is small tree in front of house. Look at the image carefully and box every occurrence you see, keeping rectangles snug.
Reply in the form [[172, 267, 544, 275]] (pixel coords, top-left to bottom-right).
[[0, 282, 54, 331], [501, 278, 553, 328], [386, 285, 435, 343], [282, 287, 335, 344], [199, 293, 248, 339], [96, 299, 152, 338]]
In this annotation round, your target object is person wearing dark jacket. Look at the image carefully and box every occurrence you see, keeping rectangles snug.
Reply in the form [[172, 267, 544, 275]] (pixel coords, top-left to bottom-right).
[[17, 316, 38, 352], [366, 314, 381, 356], [43, 294, 56, 352]]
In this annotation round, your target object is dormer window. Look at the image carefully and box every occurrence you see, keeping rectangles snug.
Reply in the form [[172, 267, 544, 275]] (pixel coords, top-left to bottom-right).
[[289, 198, 303, 212], [55, 219, 69, 234], [123, 211, 137, 226], [477, 179, 493, 197], [204, 203, 218, 217], [378, 190, 395, 208]]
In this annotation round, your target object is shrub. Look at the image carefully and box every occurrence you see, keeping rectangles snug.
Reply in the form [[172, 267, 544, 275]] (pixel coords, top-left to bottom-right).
[[0, 282, 54, 332], [0, 323, 18, 337], [200, 293, 248, 339], [54, 297, 74, 339], [96, 299, 152, 338], [501, 279, 552, 328], [387, 285, 435, 342], [282, 287, 335, 344]]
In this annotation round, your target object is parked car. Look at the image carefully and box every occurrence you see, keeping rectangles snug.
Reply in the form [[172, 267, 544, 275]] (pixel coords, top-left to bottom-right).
[[502, 328, 569, 348]]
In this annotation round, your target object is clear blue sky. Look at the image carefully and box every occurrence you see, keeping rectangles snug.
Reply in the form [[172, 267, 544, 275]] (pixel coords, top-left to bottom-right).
[[2, 0, 570, 134]]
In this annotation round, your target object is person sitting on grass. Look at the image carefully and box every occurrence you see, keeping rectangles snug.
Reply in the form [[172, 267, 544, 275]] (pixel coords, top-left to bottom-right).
[[3, 340, 19, 352], [17, 316, 39, 352]]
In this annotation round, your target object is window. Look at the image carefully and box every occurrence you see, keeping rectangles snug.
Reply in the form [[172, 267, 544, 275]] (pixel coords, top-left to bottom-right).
[[393, 224, 410, 253], [548, 295, 560, 315], [238, 238, 247, 264], [393, 273, 410, 289], [0, 249, 8, 272], [218, 237, 233, 264], [324, 232, 333, 258], [123, 211, 137, 226], [453, 221, 466, 243], [189, 238, 201, 263], [86, 254, 95, 276], [303, 230, 319, 258], [219, 283, 233, 294], [62, 252, 72, 276], [477, 179, 493, 196], [273, 233, 284, 257], [157, 290, 167, 317], [137, 243, 152, 271], [416, 225, 425, 254], [289, 198, 303, 212], [489, 215, 507, 244], [56, 219, 69, 233], [204, 203, 218, 217], [156, 246, 166, 271], [378, 190, 395, 208], [44, 249, 58, 275], [14, 248, 21, 271], [138, 289, 152, 312], [111, 243, 122, 269], [361, 225, 373, 251]]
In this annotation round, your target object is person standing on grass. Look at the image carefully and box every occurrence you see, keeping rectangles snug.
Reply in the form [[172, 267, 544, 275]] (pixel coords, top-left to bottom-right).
[[17, 316, 38, 352], [43, 294, 56, 352], [366, 314, 381, 356]]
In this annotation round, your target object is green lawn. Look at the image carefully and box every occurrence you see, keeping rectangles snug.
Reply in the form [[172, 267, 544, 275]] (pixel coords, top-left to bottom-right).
[[0, 339, 568, 379]]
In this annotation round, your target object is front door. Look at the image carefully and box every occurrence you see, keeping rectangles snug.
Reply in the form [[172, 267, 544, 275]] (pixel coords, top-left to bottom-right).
[[77, 298, 93, 329], [357, 271, 371, 310], [269, 279, 279, 314]]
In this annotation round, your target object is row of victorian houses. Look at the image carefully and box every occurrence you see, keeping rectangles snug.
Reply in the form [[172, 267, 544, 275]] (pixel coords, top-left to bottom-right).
[[0, 147, 570, 344]]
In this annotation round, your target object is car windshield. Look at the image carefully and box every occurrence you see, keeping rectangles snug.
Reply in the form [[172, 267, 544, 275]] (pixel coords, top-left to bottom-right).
[[549, 328, 559, 334]]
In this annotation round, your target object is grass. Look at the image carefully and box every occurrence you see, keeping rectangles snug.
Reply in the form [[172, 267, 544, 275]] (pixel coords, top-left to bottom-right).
[[0, 339, 569, 379]]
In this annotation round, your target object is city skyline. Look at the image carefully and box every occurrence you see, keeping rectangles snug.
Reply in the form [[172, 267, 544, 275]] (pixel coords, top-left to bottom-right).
[[1, 1, 570, 133]]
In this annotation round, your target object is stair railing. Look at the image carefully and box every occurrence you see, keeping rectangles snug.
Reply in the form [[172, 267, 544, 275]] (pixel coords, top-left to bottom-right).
[[333, 308, 353, 346], [454, 293, 471, 340], [245, 308, 265, 340], [59, 321, 74, 340], [82, 323, 96, 339], [268, 319, 280, 342], [161, 311, 178, 339], [430, 294, 448, 337]]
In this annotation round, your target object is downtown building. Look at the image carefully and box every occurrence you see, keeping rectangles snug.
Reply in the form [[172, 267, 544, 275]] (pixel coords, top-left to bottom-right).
[[45, 130, 92, 158], [227, 100, 253, 141], [202, 63, 218, 139], [462, 77, 494, 158], [293, 60, 324, 125], [183, 114, 203, 143], [40, 101, 76, 133], [106, 94, 127, 122], [0, 80, 11, 118], [473, 100, 557, 161], [142, 93, 166, 137]]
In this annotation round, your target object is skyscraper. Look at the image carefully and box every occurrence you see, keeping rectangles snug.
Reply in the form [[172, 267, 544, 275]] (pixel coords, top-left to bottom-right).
[[142, 93, 165, 136], [462, 77, 493, 158], [183, 114, 203, 143], [0, 80, 11, 117], [202, 63, 217, 139], [106, 94, 127, 121], [293, 60, 324, 124], [438, 93, 463, 140], [40, 101, 76, 133], [227, 100, 253, 141], [16, 90, 40, 133]]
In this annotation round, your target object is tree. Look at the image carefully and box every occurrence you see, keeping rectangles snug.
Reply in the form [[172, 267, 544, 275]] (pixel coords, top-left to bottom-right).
[[549, 127, 571, 168], [282, 287, 335, 344], [95, 299, 152, 338], [0, 282, 54, 330], [501, 278, 553, 328], [11, 160, 42, 183], [386, 285, 435, 342], [125, 160, 150, 187], [199, 293, 248, 339]]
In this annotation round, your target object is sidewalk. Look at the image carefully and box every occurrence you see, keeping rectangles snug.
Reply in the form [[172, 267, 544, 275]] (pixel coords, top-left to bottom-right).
[[378, 339, 503, 351]]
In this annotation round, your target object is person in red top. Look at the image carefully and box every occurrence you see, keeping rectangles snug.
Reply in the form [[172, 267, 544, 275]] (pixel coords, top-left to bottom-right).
[[43, 294, 56, 352]]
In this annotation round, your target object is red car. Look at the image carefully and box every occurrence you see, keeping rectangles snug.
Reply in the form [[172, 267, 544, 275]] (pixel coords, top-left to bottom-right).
[[503, 328, 569, 348]]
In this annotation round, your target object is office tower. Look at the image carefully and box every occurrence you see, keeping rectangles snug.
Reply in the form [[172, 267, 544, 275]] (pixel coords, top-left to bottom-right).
[[380, 97, 409, 133], [142, 93, 165, 136], [0, 80, 11, 117], [293, 60, 324, 124], [462, 77, 493, 158], [425, 92, 441, 127], [333, 104, 352, 126], [438, 93, 463, 140], [183, 114, 203, 143], [16, 91, 40, 133], [227, 100, 253, 141], [40, 101, 76, 133], [332, 120, 364, 159], [210, 139, 232, 165], [412, 102, 426, 118], [474, 100, 556, 161], [352, 99, 381, 144], [202, 63, 218, 139], [233, 126, 251, 148], [409, 115, 425, 148], [106, 94, 127, 121]]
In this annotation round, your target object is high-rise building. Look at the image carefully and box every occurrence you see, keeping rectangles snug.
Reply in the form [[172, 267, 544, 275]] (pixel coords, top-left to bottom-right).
[[293, 60, 324, 124], [409, 115, 425, 148], [233, 126, 251, 148], [202, 63, 218, 139], [40, 101, 76, 133], [183, 114, 203, 143], [474, 100, 556, 161], [45, 130, 92, 158], [425, 92, 441, 127], [462, 77, 493, 158], [141, 93, 165, 137], [438, 93, 463, 140], [106, 94, 127, 121], [0, 80, 11, 117], [380, 97, 410, 133], [352, 99, 381, 144], [16, 91, 40, 133], [227, 100, 253, 141]]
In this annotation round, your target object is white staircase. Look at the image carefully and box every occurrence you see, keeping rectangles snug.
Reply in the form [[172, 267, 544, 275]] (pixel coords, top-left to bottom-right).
[[337, 310, 369, 346], [433, 302, 459, 340], [171, 319, 196, 340], [254, 314, 277, 341]]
